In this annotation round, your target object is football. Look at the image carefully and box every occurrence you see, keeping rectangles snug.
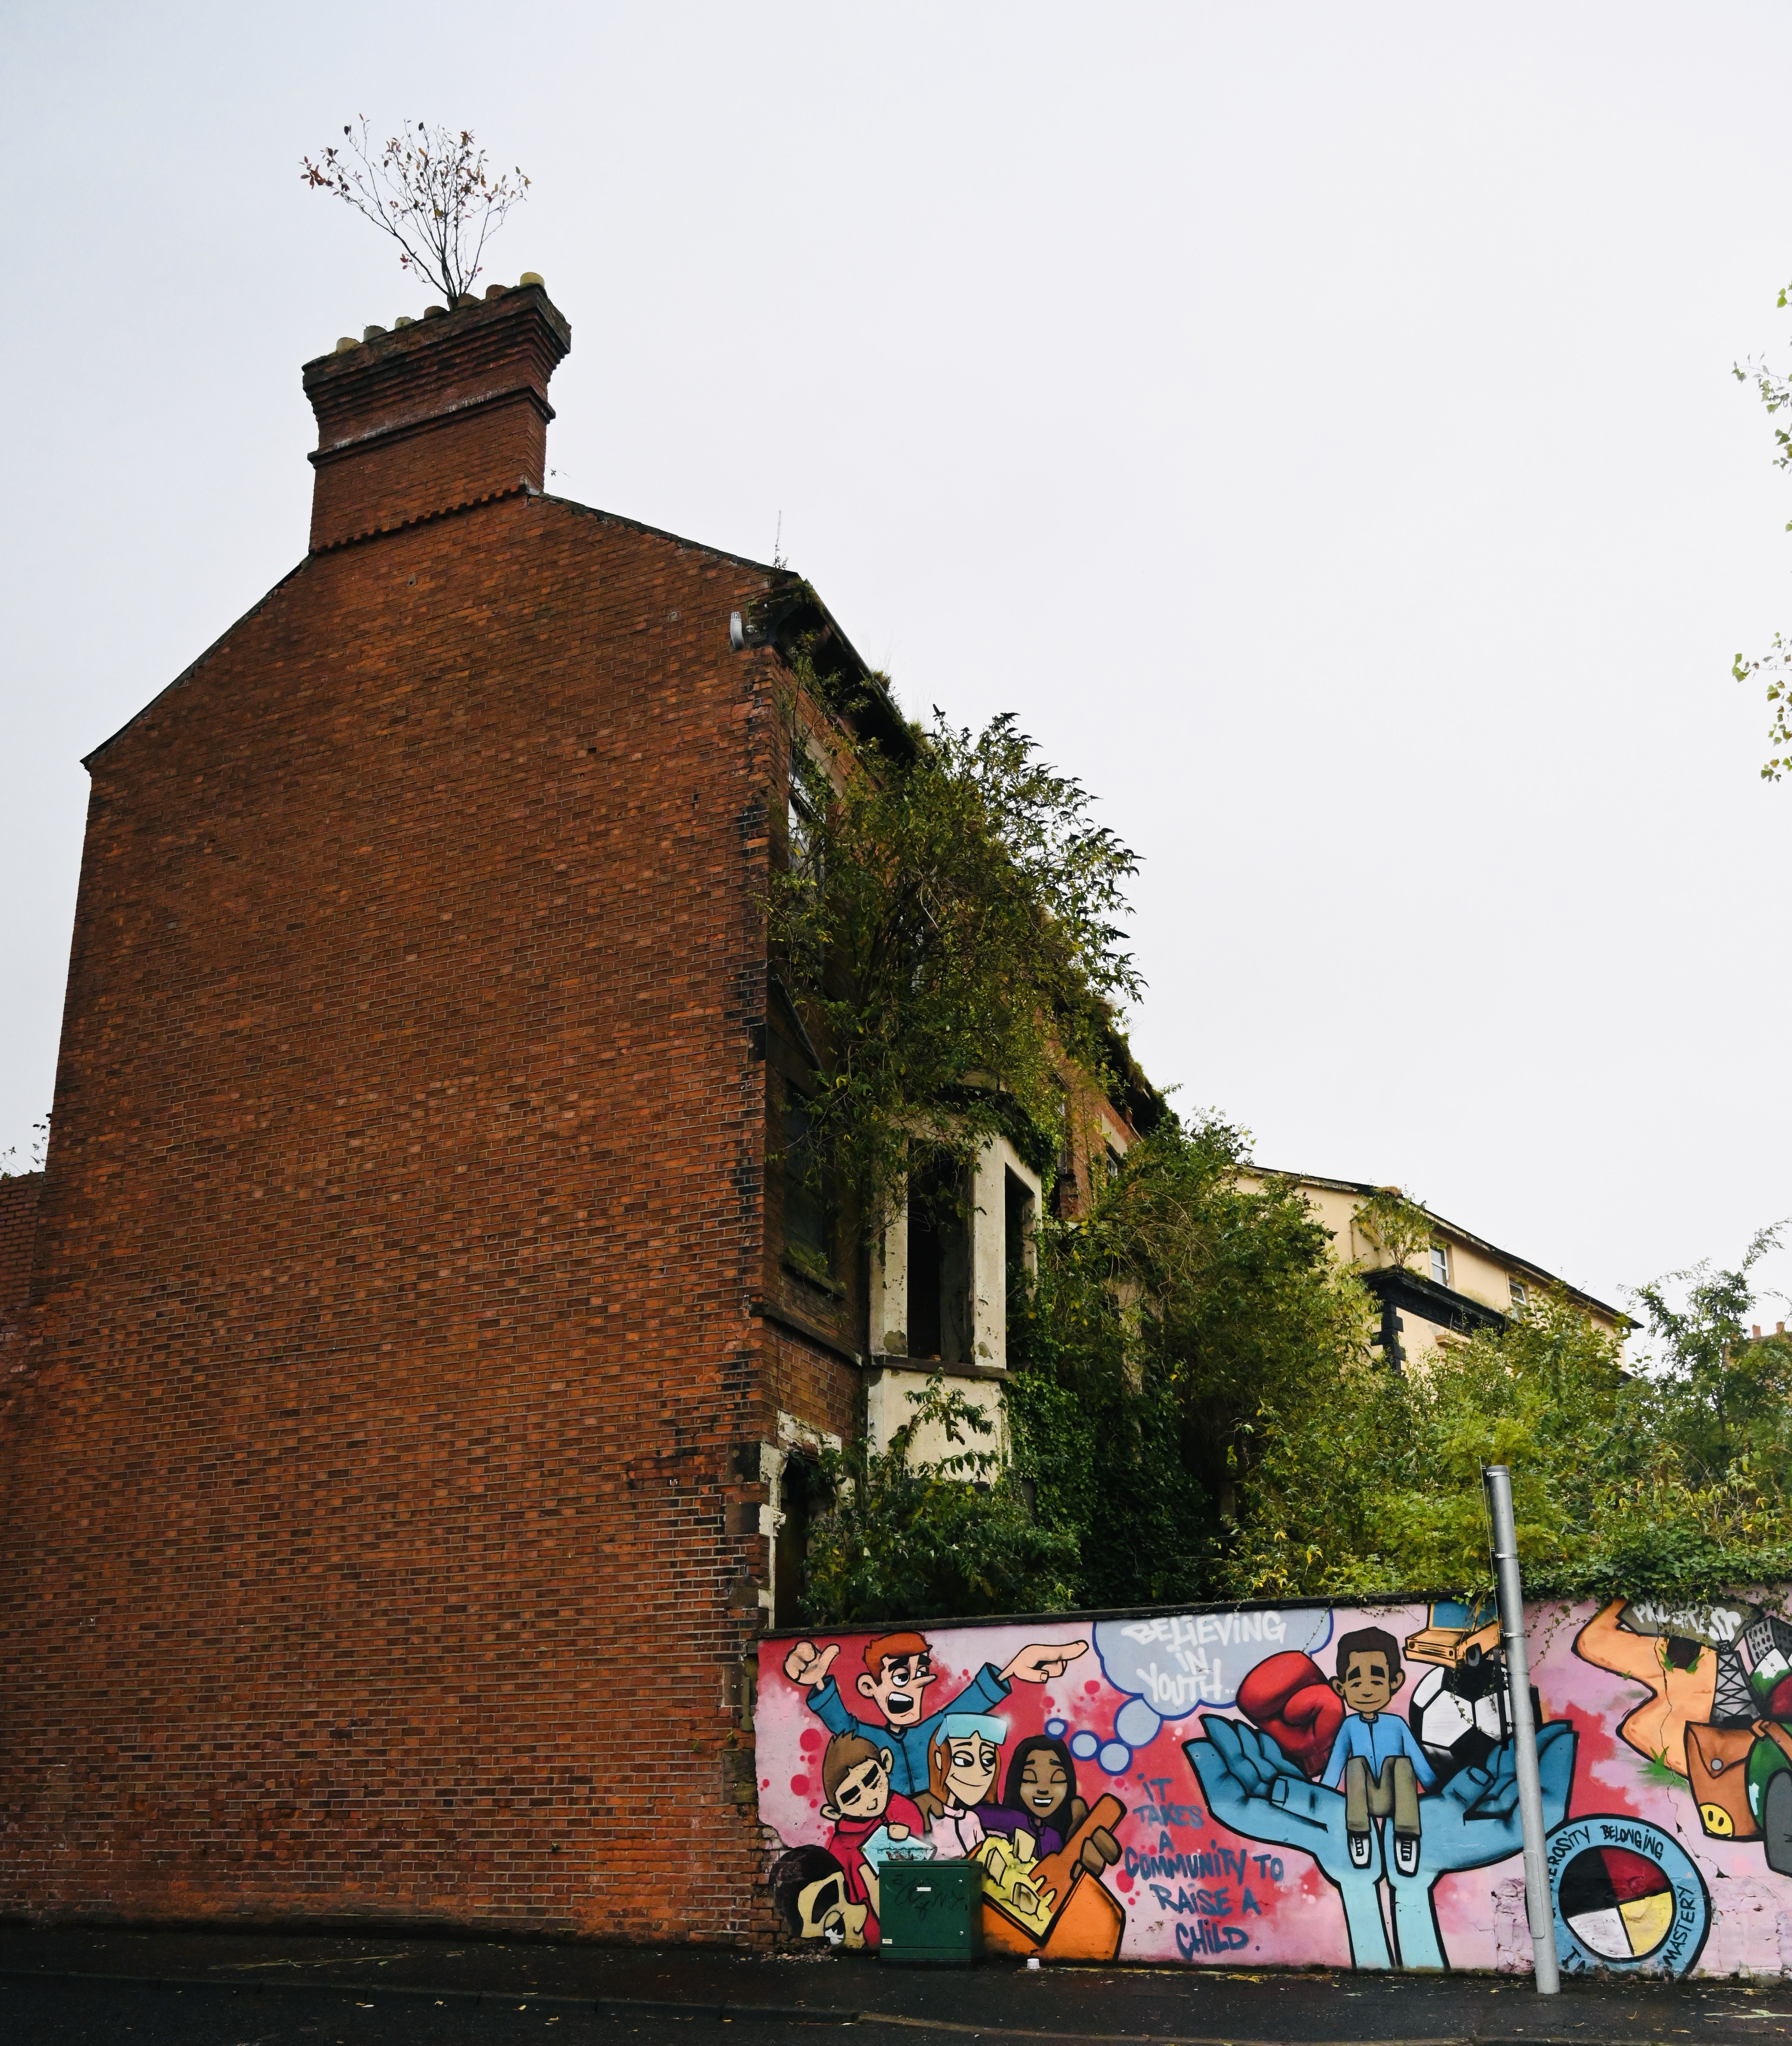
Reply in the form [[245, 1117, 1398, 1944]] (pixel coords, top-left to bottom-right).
[[1408, 1661, 1540, 1783]]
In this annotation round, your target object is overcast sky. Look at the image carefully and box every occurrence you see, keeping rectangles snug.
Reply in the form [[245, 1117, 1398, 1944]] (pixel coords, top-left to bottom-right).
[[4, 2, 1789, 1328]]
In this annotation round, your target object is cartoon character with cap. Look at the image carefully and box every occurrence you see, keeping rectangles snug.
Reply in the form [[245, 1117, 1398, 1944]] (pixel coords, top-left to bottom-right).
[[782, 1629, 1089, 1805], [1321, 1625, 1436, 1875]]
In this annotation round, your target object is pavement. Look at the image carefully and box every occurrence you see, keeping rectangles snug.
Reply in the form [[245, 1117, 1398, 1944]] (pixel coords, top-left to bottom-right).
[[4, 1926, 1792, 2044]]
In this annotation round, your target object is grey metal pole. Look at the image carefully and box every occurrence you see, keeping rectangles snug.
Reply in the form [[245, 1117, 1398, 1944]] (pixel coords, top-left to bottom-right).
[[1483, 1463, 1560, 1996]]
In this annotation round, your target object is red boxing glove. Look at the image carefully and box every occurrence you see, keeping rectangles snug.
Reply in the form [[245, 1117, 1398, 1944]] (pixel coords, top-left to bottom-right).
[[1236, 1651, 1346, 1777]]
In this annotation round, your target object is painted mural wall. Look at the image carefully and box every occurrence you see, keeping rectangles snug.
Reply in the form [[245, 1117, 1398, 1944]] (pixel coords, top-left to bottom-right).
[[758, 1594, 1792, 1974]]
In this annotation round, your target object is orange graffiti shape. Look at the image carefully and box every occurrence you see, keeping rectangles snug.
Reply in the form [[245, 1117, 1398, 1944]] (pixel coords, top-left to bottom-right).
[[1575, 1599, 1715, 1780]]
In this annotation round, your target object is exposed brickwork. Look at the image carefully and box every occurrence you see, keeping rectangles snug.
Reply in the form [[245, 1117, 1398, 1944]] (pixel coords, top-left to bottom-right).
[[304, 286, 570, 551], [0, 284, 874, 1939], [0, 1172, 42, 1337]]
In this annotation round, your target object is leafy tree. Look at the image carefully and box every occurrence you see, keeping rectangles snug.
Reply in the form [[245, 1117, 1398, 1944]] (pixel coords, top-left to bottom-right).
[[1223, 1238, 1792, 1608], [1630, 1226, 1792, 1503], [1007, 1117, 1373, 1607], [1351, 1186, 1436, 1271], [770, 690, 1142, 1232], [798, 1375, 1080, 1624], [303, 120, 530, 306]]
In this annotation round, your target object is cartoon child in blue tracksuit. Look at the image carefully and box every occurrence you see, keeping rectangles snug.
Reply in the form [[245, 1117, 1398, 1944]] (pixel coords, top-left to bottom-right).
[[783, 1627, 1088, 1806], [1321, 1625, 1436, 1876]]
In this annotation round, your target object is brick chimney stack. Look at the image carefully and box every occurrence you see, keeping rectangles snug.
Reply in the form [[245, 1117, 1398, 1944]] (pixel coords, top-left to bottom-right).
[[302, 278, 572, 552]]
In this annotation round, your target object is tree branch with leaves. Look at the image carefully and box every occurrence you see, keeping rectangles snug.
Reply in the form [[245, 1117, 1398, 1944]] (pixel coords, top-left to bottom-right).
[[1352, 1186, 1436, 1272], [1732, 284, 1792, 781]]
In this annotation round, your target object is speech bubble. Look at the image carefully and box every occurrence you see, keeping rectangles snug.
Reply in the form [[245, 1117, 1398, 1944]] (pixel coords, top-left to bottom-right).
[[1080, 1605, 1335, 1772]]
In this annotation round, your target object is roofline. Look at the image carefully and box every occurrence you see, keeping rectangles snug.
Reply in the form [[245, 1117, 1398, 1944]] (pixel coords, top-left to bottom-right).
[[1246, 1164, 1632, 1326], [82, 557, 313, 768], [80, 493, 792, 774], [539, 493, 787, 578]]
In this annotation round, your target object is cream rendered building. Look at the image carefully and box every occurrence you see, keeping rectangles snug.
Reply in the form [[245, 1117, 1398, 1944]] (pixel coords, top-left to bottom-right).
[[1240, 1168, 1629, 1370]]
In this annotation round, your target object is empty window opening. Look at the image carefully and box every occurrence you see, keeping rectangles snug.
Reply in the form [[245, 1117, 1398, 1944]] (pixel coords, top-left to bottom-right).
[[1004, 1166, 1036, 1342], [907, 1159, 970, 1364], [772, 1452, 813, 1626], [783, 1090, 834, 1280], [1052, 1094, 1075, 1213], [788, 742, 824, 881]]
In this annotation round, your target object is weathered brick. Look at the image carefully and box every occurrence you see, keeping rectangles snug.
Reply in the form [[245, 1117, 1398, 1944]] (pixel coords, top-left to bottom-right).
[[0, 287, 865, 1944]]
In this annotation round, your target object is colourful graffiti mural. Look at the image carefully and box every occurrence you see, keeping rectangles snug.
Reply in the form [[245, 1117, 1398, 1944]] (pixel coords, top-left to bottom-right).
[[758, 1594, 1792, 1973]]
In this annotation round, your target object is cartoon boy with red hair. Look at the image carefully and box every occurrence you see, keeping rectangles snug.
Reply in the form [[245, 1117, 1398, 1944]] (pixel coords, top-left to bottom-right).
[[784, 1630, 1088, 1800]]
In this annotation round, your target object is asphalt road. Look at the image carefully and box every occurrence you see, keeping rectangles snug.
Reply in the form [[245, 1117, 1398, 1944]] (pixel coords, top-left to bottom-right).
[[8, 1933, 1792, 2046], [4, 1979, 859, 2046]]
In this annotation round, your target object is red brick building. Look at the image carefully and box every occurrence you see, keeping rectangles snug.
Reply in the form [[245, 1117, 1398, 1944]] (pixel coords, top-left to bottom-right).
[[0, 281, 1140, 1939]]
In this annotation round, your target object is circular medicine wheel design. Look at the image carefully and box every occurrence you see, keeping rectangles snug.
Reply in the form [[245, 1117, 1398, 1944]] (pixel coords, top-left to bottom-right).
[[1547, 1819, 1709, 1978], [1558, 1845, 1676, 1960]]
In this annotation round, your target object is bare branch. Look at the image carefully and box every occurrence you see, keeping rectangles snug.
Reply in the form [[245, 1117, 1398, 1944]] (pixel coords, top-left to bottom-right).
[[302, 117, 530, 308]]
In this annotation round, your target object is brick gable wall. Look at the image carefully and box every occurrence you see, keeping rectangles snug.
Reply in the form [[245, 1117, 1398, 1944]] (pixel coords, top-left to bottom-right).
[[0, 495, 824, 1939], [0, 1172, 41, 1321]]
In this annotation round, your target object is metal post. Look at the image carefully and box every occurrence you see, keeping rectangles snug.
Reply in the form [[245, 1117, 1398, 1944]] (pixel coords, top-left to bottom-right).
[[1483, 1463, 1560, 1995]]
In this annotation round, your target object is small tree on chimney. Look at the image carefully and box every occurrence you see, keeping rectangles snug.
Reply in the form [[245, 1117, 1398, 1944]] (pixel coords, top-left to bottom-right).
[[303, 119, 530, 306]]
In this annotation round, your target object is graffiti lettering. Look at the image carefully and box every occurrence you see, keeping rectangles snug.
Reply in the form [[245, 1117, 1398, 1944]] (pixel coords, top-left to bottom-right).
[[1594, 1819, 1665, 1862], [1135, 1799, 1204, 1829], [1623, 1599, 1748, 1644], [1250, 1853, 1284, 1881], [1122, 1612, 1287, 1651], [1148, 1882, 1233, 1917], [1175, 1919, 1251, 1956], [1125, 1833, 1255, 1884], [1140, 1655, 1228, 1709]]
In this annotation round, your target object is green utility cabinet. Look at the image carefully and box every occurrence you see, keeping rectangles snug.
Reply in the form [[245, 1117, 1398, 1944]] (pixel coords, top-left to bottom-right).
[[878, 1860, 983, 1966]]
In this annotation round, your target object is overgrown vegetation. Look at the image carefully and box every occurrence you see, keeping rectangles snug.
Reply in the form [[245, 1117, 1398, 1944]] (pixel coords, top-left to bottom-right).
[[1352, 1186, 1437, 1270], [1223, 1229, 1792, 1606], [778, 673, 1792, 1623], [0, 1114, 48, 1179], [769, 683, 1141, 1233], [798, 1376, 1080, 1624], [1007, 1117, 1371, 1605], [801, 1197, 1792, 1622]]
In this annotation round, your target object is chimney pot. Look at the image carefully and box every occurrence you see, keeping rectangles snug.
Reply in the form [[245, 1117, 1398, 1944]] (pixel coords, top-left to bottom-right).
[[455, 294, 478, 308], [303, 282, 571, 552], [363, 324, 386, 341], [1753, 1325, 1763, 1339], [394, 315, 415, 329], [519, 272, 544, 287], [334, 336, 358, 354], [424, 305, 447, 319], [484, 284, 508, 300]]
